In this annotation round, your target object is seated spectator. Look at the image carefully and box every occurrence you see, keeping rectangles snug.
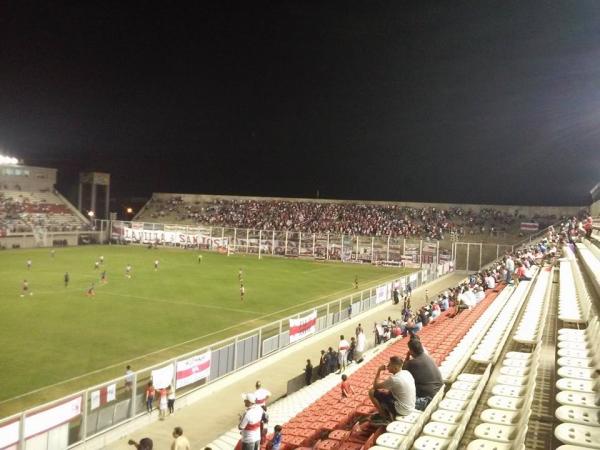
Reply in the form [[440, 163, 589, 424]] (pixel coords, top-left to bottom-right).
[[403, 337, 443, 411], [341, 374, 355, 398], [430, 301, 440, 320], [369, 356, 416, 422]]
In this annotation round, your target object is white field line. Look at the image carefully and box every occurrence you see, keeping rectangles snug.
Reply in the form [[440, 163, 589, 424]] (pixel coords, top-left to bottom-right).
[[0, 271, 402, 405]]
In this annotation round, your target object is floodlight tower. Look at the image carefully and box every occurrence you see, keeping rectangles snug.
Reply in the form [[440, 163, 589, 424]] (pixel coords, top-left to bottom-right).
[[78, 172, 111, 220]]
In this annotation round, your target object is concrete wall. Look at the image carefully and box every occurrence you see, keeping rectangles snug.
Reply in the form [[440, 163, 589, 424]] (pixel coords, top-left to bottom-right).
[[0, 233, 78, 249], [150, 192, 584, 218]]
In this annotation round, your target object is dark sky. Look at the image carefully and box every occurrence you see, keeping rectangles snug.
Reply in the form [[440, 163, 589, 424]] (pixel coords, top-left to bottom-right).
[[1, 1, 599, 207]]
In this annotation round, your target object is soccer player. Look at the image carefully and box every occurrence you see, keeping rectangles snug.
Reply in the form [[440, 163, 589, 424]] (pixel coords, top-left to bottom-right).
[[26, 259, 32, 270], [21, 279, 31, 297], [50, 249, 55, 258], [99, 255, 104, 264], [101, 270, 107, 284], [94, 260, 100, 270], [154, 259, 159, 271], [238, 268, 243, 281], [87, 283, 96, 297], [126, 264, 132, 278], [240, 283, 245, 301], [198, 254, 203, 264], [354, 275, 359, 290], [64, 272, 70, 287]]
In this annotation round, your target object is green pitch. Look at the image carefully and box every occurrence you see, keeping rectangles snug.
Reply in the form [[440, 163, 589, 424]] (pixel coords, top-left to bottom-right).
[[0, 245, 411, 416]]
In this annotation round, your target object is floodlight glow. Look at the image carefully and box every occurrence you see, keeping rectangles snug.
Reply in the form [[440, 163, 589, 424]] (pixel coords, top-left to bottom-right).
[[0, 155, 19, 165], [126, 207, 133, 214], [88, 211, 95, 217]]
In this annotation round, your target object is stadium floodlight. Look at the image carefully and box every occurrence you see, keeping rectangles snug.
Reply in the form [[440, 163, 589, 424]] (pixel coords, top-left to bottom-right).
[[126, 207, 133, 214], [0, 155, 19, 165], [88, 211, 95, 217]]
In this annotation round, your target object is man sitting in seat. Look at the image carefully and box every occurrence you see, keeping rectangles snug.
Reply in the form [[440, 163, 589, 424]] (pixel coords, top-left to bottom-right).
[[369, 356, 416, 423], [403, 337, 443, 411]]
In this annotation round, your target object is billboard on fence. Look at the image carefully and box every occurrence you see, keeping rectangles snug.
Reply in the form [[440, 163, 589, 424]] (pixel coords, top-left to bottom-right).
[[176, 351, 211, 389], [120, 224, 228, 247], [289, 311, 317, 343], [520, 222, 539, 231], [90, 383, 116, 410], [376, 284, 389, 304]]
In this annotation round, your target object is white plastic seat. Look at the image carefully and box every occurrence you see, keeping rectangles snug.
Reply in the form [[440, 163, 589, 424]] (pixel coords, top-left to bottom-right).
[[556, 405, 600, 427], [558, 367, 596, 380], [502, 358, 530, 368], [487, 395, 523, 411], [396, 410, 422, 423], [554, 423, 600, 448], [559, 341, 590, 350], [386, 420, 413, 435], [490, 384, 525, 398], [457, 373, 483, 383], [466, 439, 512, 450], [430, 410, 463, 424], [556, 378, 597, 393], [558, 348, 592, 359], [438, 398, 468, 412], [445, 389, 473, 401], [499, 366, 529, 377], [479, 408, 520, 425], [495, 375, 526, 386], [556, 391, 600, 408], [558, 328, 587, 335], [412, 435, 450, 450], [558, 334, 588, 342], [376, 432, 405, 448], [505, 351, 532, 360], [473, 423, 516, 442], [558, 357, 594, 369], [423, 422, 457, 438], [452, 381, 478, 391]]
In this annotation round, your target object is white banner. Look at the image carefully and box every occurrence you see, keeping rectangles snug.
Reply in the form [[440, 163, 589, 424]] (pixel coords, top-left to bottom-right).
[[151, 364, 175, 389], [289, 311, 317, 343], [376, 284, 389, 304], [176, 351, 211, 389], [24, 396, 82, 440], [122, 225, 228, 247]]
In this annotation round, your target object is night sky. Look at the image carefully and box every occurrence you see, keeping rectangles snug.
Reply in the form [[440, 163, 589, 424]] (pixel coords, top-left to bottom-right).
[[1, 1, 599, 207]]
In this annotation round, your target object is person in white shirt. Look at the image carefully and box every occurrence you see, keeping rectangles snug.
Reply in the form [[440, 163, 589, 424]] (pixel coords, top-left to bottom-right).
[[338, 335, 350, 373], [253, 381, 271, 409], [171, 427, 190, 450], [356, 330, 366, 362], [369, 355, 416, 421], [239, 394, 263, 450]]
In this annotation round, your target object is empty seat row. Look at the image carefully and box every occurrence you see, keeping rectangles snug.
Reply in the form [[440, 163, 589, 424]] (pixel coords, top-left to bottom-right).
[[410, 366, 492, 450], [513, 267, 552, 344], [554, 316, 600, 449], [560, 246, 593, 323], [466, 345, 541, 450], [576, 243, 600, 295], [373, 389, 445, 450], [439, 287, 513, 383], [471, 268, 539, 365]]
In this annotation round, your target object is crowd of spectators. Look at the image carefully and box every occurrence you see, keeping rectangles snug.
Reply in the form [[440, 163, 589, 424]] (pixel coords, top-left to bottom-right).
[[0, 190, 89, 233], [143, 196, 584, 240]]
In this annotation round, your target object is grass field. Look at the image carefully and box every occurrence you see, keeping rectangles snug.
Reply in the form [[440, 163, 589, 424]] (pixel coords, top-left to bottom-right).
[[0, 245, 411, 416]]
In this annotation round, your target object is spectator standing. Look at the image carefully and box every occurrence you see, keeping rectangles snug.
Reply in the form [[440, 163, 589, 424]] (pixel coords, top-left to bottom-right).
[[318, 350, 327, 378], [269, 425, 283, 450], [326, 347, 337, 375], [254, 381, 271, 409], [145, 382, 155, 413], [158, 388, 168, 420], [238, 394, 263, 450], [167, 385, 175, 414], [356, 330, 366, 363], [125, 365, 134, 394], [128, 438, 153, 450], [403, 338, 443, 411], [171, 427, 190, 450], [337, 335, 350, 373], [305, 359, 313, 385]]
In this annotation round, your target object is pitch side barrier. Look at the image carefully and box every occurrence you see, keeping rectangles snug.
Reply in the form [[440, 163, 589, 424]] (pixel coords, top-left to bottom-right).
[[0, 259, 456, 450]]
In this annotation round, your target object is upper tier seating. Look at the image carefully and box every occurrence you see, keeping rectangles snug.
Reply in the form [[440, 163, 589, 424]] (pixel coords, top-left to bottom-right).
[[0, 190, 88, 233], [137, 195, 569, 240]]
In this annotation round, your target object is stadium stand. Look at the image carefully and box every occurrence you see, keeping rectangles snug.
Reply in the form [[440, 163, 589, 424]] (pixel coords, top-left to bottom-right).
[[136, 194, 578, 241], [0, 189, 89, 234]]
